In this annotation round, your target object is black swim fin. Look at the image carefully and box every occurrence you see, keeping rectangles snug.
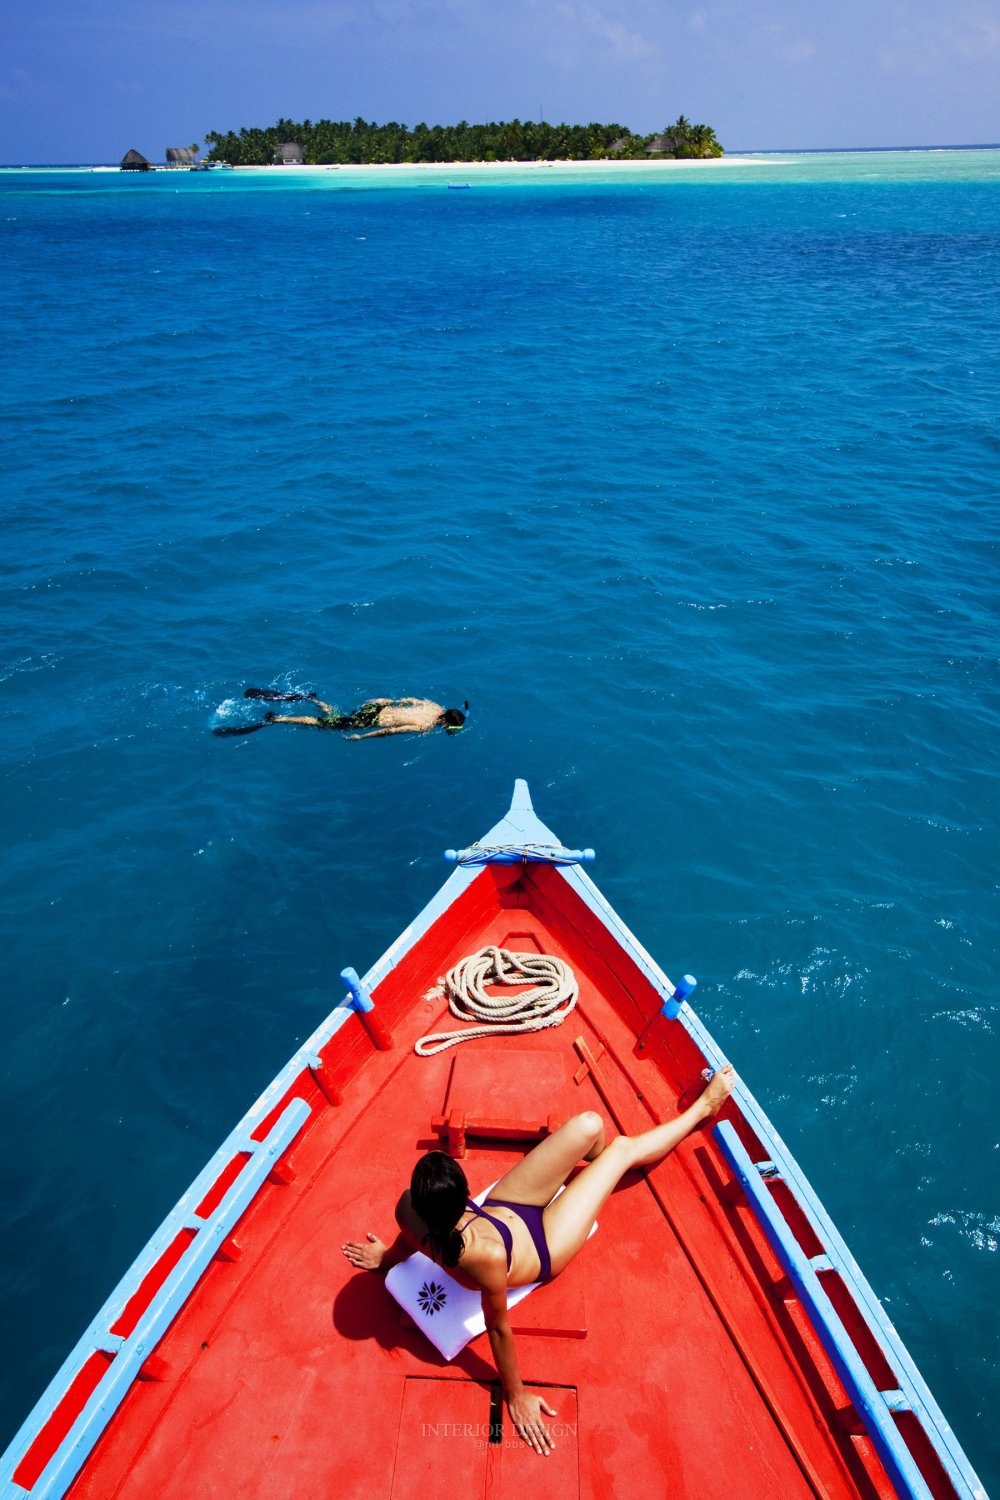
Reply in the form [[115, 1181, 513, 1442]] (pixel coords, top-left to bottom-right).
[[244, 687, 318, 703], [213, 721, 268, 737]]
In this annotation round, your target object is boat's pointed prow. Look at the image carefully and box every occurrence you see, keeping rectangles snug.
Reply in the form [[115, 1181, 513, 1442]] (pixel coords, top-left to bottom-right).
[[444, 783, 594, 866], [509, 778, 534, 816], [471, 779, 560, 851]]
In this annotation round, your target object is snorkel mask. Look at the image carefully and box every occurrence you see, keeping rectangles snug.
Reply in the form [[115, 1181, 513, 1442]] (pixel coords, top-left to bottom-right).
[[443, 701, 469, 734]]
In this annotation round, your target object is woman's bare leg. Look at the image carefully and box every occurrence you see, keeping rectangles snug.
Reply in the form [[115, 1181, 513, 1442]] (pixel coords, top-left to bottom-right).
[[266, 714, 323, 725], [543, 1065, 735, 1276], [486, 1111, 606, 1208]]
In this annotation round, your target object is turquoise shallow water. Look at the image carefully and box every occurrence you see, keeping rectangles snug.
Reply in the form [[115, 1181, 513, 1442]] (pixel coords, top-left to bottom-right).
[[1, 152, 998, 1485]]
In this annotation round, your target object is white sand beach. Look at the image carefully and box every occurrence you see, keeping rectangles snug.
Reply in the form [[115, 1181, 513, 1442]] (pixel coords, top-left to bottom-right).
[[229, 155, 774, 175], [74, 155, 789, 178]]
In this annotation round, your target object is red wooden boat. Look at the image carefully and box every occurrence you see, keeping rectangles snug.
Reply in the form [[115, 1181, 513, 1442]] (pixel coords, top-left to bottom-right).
[[0, 782, 985, 1500]]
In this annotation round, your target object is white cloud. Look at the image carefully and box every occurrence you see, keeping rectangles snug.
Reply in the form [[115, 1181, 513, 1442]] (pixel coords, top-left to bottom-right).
[[878, 5, 1000, 73], [550, 0, 661, 64], [761, 20, 817, 66], [0, 67, 51, 103], [780, 38, 816, 63]]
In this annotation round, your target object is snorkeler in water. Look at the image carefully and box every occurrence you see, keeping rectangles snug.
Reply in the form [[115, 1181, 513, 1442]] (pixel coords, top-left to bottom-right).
[[214, 691, 468, 739]]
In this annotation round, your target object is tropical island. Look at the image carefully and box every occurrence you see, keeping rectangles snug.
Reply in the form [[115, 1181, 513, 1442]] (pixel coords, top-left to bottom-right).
[[204, 115, 723, 166]]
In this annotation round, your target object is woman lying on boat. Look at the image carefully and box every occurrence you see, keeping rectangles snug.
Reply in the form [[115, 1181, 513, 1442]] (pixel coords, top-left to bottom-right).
[[342, 1065, 735, 1456]]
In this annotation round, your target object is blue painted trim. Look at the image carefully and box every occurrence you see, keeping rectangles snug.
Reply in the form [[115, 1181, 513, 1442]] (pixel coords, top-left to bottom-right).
[[707, 1080, 986, 1499], [715, 1120, 932, 1500], [0, 1100, 310, 1500], [340, 967, 373, 1013], [0, 1022, 356, 1489], [661, 973, 697, 1020]]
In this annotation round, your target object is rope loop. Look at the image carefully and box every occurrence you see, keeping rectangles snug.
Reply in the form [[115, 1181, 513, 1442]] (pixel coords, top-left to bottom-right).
[[414, 945, 578, 1057]]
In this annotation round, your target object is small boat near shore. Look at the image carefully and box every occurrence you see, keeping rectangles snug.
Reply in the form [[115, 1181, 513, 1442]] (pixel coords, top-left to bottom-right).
[[0, 782, 984, 1499]]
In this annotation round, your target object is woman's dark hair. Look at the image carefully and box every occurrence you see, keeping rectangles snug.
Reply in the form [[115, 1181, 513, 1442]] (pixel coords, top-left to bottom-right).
[[442, 703, 468, 729], [411, 1151, 469, 1267]]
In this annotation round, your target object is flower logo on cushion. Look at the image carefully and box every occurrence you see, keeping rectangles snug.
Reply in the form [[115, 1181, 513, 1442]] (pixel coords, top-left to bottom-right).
[[418, 1279, 447, 1316]]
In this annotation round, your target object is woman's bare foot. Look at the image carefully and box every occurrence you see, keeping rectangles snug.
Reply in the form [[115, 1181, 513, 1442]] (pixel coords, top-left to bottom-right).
[[702, 1063, 735, 1117]]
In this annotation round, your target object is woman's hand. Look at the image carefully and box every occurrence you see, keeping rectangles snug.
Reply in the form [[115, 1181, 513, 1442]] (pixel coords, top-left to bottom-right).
[[341, 1232, 386, 1270], [507, 1391, 558, 1455]]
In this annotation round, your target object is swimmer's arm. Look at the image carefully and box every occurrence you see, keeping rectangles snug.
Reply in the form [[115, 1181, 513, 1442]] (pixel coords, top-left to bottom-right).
[[346, 725, 425, 740]]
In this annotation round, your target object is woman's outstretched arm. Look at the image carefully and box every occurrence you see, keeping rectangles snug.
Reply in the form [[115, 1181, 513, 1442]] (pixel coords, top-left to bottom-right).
[[341, 1231, 411, 1272], [481, 1266, 557, 1455], [342, 1189, 427, 1271]]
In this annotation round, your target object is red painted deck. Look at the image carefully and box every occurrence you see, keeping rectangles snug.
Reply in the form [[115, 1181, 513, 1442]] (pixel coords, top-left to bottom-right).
[[59, 864, 912, 1500]]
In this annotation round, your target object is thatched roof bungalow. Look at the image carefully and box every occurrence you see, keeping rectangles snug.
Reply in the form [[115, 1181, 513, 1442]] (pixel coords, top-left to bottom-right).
[[272, 142, 304, 165], [120, 148, 152, 171], [166, 147, 198, 166], [608, 136, 631, 155], [644, 134, 679, 156]]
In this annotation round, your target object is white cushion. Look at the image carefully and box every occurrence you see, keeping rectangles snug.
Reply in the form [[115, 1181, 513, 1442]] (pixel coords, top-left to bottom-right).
[[385, 1184, 596, 1361]]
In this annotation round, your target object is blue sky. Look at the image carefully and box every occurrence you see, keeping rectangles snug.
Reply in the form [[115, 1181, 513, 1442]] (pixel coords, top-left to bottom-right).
[[3, 0, 999, 162]]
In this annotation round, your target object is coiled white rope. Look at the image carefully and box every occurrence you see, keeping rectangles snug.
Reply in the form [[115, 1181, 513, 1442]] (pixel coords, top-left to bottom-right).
[[415, 945, 578, 1057]]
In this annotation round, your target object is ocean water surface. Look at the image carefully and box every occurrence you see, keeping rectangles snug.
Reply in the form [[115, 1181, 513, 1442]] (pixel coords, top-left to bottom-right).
[[1, 151, 998, 1487]]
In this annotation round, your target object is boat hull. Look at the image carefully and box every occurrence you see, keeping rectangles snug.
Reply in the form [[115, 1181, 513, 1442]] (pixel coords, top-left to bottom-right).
[[0, 783, 983, 1500]]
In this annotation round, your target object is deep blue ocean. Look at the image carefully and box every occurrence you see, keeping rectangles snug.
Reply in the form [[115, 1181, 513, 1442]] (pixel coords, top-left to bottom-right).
[[2, 152, 998, 1487]]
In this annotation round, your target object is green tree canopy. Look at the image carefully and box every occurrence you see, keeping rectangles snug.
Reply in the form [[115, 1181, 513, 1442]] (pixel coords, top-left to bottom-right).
[[203, 116, 723, 166]]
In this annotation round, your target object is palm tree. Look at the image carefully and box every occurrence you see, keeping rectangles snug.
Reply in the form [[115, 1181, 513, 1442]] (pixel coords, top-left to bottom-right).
[[662, 116, 723, 157]]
